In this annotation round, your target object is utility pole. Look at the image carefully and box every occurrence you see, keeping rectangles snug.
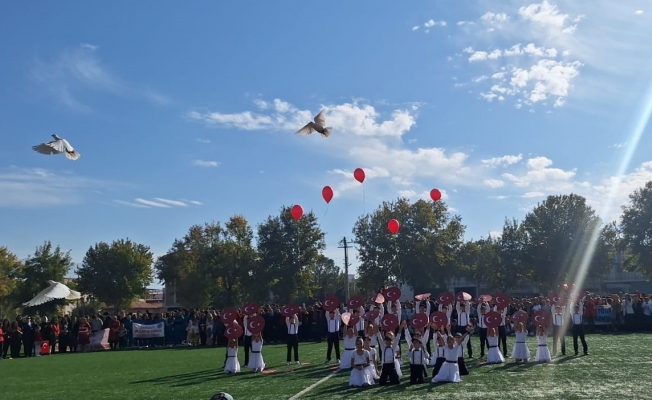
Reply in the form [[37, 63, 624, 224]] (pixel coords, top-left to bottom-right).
[[339, 237, 353, 300]]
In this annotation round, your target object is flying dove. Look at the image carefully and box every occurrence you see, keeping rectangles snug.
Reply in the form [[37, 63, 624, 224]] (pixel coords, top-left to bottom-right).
[[296, 109, 332, 137], [22, 280, 82, 307], [33, 134, 81, 160]]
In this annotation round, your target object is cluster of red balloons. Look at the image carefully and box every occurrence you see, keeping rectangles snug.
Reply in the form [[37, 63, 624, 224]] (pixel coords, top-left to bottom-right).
[[290, 168, 444, 230]]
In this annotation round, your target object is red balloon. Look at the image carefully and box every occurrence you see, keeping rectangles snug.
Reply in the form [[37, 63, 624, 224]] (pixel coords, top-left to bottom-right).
[[354, 168, 365, 183], [430, 189, 442, 201], [322, 186, 333, 203], [291, 204, 303, 221], [388, 219, 400, 235]]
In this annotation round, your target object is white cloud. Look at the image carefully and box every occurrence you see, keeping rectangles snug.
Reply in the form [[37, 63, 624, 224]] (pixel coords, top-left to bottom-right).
[[0, 166, 123, 207], [483, 179, 505, 188], [187, 200, 203, 205], [189, 98, 416, 138], [611, 142, 627, 149], [518, 0, 570, 30], [154, 198, 188, 207], [31, 44, 170, 112], [135, 198, 171, 208], [522, 191, 545, 198], [501, 156, 576, 190], [481, 12, 510, 23], [424, 19, 447, 28], [489, 230, 503, 238], [113, 200, 149, 208], [634, 10, 644, 15], [192, 159, 220, 167], [481, 154, 523, 167], [196, 138, 211, 143], [412, 25, 420, 31]]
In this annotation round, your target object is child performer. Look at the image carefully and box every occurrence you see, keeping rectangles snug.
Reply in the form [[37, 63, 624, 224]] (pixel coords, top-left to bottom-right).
[[493, 304, 509, 357], [224, 338, 240, 374], [535, 325, 551, 363], [511, 321, 531, 363], [408, 337, 430, 384], [455, 300, 473, 357], [34, 325, 43, 357], [247, 332, 265, 372], [340, 325, 358, 369], [430, 325, 447, 377], [349, 337, 374, 387], [551, 304, 566, 356], [363, 336, 379, 379], [456, 329, 471, 376], [378, 332, 401, 385], [486, 327, 505, 364], [431, 330, 470, 383], [325, 309, 341, 364], [286, 314, 300, 365], [353, 307, 365, 337], [571, 302, 589, 356]]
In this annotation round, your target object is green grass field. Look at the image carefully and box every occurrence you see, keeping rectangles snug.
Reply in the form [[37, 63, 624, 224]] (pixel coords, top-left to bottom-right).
[[3, 333, 651, 399]]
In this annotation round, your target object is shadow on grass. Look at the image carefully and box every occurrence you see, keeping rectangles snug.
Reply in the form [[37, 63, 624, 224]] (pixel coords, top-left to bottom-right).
[[129, 369, 224, 387]]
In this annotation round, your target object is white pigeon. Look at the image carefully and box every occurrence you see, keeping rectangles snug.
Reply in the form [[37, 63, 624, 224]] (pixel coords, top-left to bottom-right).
[[22, 280, 82, 307], [296, 109, 332, 137], [32, 134, 81, 160]]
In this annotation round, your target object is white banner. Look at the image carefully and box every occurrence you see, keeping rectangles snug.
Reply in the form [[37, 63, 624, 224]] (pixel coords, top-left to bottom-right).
[[132, 322, 166, 338], [89, 328, 110, 351]]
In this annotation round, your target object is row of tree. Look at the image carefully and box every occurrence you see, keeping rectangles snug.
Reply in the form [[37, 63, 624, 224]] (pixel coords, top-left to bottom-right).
[[2, 182, 652, 316]]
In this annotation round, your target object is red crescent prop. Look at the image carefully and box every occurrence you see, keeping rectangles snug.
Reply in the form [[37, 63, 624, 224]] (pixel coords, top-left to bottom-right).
[[483, 311, 502, 328], [533, 311, 551, 326], [349, 314, 360, 327], [363, 310, 380, 321], [384, 286, 402, 301], [340, 312, 351, 326], [347, 295, 364, 310], [224, 323, 243, 339], [430, 311, 448, 326], [511, 310, 529, 324], [478, 294, 493, 302], [243, 302, 259, 316], [246, 315, 265, 334], [372, 293, 385, 304], [457, 292, 472, 301], [281, 303, 299, 317], [494, 294, 511, 308], [410, 313, 429, 329], [415, 293, 431, 301], [323, 295, 340, 312], [380, 314, 398, 331], [549, 293, 566, 306], [221, 307, 238, 323], [437, 292, 454, 305]]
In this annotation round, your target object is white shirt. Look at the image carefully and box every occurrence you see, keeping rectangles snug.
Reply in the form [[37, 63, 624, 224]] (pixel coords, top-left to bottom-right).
[[243, 315, 252, 336], [326, 310, 341, 333], [456, 301, 470, 326], [492, 306, 507, 326], [477, 303, 488, 328], [409, 348, 429, 365], [439, 304, 452, 326], [286, 316, 299, 335]]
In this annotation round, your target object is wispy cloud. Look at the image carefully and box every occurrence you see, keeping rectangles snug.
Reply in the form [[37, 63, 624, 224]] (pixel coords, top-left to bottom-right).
[[0, 166, 124, 207], [192, 159, 220, 167], [31, 44, 171, 112], [196, 138, 211, 143], [114, 197, 202, 209]]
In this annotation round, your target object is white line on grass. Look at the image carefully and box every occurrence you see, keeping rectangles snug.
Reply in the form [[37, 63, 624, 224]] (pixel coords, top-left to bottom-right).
[[288, 368, 340, 400]]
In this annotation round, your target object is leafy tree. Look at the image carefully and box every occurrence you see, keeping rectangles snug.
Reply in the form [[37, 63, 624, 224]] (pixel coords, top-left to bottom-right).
[[495, 218, 528, 292], [313, 254, 346, 300], [620, 181, 652, 277], [0, 246, 24, 318], [76, 238, 154, 311], [256, 206, 326, 303], [458, 236, 501, 290], [353, 197, 465, 295], [519, 194, 609, 292], [155, 216, 260, 308], [16, 241, 74, 315]]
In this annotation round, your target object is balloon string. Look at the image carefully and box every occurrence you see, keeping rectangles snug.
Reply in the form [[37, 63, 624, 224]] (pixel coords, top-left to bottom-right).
[[362, 183, 366, 215], [323, 203, 329, 218]]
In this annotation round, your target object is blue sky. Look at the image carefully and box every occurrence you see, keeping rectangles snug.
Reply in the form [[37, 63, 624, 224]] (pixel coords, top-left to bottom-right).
[[1, 1, 652, 285]]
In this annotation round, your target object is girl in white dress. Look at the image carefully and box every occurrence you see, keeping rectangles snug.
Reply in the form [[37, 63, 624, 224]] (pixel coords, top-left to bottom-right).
[[511, 321, 531, 362], [430, 325, 447, 376], [340, 326, 358, 369], [224, 338, 240, 374], [349, 337, 374, 387], [247, 332, 265, 372], [535, 325, 551, 363], [486, 327, 505, 364], [431, 332, 468, 383], [363, 336, 379, 379]]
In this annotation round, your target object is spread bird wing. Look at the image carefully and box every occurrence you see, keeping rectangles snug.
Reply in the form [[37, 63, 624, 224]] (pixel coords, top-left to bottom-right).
[[296, 123, 315, 135], [313, 109, 326, 126], [23, 281, 74, 307], [32, 141, 64, 155]]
